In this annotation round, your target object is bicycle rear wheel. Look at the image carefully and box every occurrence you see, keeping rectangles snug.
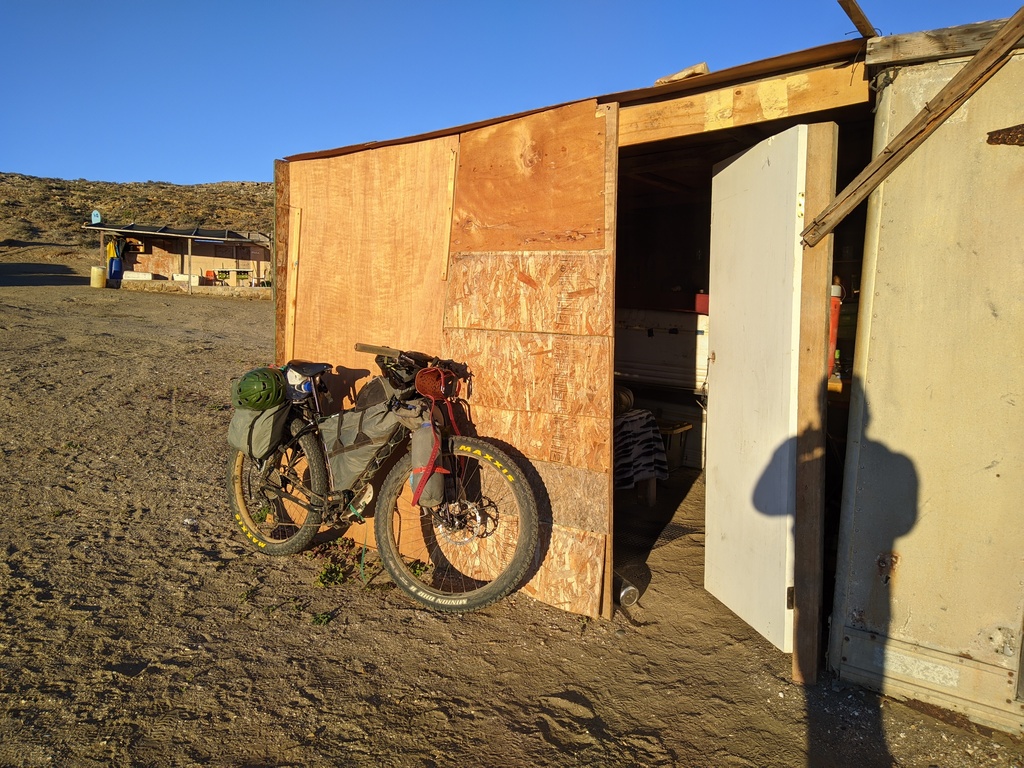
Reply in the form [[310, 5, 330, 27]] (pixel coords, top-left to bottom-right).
[[227, 422, 327, 555], [374, 436, 539, 612]]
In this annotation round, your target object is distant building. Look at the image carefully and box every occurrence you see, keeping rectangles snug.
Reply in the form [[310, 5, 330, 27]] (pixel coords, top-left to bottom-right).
[[82, 222, 271, 287]]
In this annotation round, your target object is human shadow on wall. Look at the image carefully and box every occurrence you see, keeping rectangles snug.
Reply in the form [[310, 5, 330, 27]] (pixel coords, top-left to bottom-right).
[[753, 379, 918, 768]]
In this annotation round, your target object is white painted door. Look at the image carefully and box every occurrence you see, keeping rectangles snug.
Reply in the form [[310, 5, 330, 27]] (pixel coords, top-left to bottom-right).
[[705, 125, 808, 653]]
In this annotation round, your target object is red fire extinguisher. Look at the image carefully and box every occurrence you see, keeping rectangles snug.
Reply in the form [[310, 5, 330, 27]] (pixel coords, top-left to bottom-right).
[[828, 277, 844, 378]]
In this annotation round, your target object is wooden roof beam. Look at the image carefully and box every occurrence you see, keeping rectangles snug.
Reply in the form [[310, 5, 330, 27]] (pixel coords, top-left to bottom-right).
[[866, 18, 1009, 66], [837, 0, 877, 38], [618, 62, 869, 147], [802, 8, 1024, 247]]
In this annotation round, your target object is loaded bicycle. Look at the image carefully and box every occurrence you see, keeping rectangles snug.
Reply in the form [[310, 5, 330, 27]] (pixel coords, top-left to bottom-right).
[[226, 344, 539, 612]]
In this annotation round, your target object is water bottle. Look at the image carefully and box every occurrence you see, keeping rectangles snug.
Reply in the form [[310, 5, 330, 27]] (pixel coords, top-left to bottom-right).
[[285, 368, 313, 399]]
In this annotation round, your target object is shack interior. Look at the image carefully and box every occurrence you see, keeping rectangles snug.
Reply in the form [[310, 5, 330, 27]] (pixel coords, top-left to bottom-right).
[[610, 110, 874, 661]]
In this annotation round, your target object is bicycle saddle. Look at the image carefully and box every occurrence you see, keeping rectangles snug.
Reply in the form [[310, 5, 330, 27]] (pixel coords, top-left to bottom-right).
[[286, 360, 332, 377]]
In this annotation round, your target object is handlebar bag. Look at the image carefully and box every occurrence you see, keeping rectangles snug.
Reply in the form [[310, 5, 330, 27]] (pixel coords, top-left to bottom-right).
[[227, 402, 290, 460]]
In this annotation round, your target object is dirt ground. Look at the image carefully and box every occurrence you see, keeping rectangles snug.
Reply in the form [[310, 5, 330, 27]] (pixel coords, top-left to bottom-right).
[[1, 245, 1022, 768]]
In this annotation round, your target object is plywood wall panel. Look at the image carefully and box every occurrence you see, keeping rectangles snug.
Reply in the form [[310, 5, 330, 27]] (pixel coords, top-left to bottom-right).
[[533, 461, 610, 533], [619, 63, 868, 146], [285, 137, 459, 400], [283, 101, 617, 620], [444, 328, 611, 419], [451, 101, 607, 253], [465, 404, 610, 474], [445, 251, 613, 336], [521, 525, 607, 618]]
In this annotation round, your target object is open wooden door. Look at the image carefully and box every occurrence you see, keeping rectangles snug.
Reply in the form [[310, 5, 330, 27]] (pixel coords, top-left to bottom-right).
[[443, 100, 619, 618], [705, 125, 812, 653]]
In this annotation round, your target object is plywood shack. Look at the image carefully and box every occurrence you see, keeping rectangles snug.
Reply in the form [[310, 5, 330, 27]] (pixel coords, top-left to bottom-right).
[[276, 38, 873, 623], [275, 15, 1024, 734]]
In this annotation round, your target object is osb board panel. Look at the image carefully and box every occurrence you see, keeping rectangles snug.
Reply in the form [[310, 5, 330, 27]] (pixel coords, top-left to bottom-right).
[[443, 328, 611, 420], [283, 137, 458, 396], [521, 525, 606, 618], [619, 63, 869, 146], [450, 100, 607, 253], [531, 459, 611, 533], [467, 404, 610, 476], [445, 251, 613, 336]]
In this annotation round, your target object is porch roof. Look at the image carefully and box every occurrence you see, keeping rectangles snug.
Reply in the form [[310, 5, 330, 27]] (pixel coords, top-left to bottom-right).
[[83, 222, 267, 244]]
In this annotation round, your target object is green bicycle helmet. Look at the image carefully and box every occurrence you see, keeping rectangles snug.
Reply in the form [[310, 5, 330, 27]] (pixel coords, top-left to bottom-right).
[[231, 367, 287, 410]]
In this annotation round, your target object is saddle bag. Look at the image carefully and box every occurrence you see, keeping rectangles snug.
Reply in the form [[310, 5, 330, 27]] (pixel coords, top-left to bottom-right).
[[227, 402, 291, 460]]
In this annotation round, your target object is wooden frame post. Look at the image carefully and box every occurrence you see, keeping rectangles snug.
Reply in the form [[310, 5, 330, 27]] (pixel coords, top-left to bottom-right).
[[794, 122, 839, 684]]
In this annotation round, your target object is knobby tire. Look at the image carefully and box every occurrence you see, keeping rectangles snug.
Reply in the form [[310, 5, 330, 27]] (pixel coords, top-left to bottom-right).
[[227, 420, 327, 555], [374, 436, 539, 612]]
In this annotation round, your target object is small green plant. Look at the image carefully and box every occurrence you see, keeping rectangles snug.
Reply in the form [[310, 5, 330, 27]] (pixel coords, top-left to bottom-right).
[[409, 560, 430, 578], [315, 562, 347, 588], [239, 587, 258, 603], [311, 612, 333, 626], [251, 503, 270, 524]]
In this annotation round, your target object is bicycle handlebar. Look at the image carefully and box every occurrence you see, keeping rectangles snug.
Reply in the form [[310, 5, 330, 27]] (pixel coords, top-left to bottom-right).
[[354, 343, 403, 358], [355, 342, 471, 381]]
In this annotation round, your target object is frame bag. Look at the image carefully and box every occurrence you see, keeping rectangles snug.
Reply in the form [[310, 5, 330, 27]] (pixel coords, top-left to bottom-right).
[[324, 399, 402, 491]]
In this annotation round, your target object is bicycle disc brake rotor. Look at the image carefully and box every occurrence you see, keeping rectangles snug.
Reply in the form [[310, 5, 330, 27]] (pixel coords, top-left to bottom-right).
[[432, 499, 498, 545]]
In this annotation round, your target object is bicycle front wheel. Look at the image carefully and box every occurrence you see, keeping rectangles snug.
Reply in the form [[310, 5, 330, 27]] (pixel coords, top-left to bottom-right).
[[227, 422, 327, 556], [374, 436, 539, 612]]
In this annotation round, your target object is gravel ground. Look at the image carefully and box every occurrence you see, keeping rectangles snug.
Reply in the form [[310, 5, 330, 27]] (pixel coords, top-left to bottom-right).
[[0, 245, 1021, 767]]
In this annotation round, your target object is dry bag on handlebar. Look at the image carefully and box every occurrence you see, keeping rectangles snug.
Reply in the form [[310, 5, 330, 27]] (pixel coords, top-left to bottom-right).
[[227, 402, 290, 460], [322, 398, 403, 492], [409, 421, 445, 507]]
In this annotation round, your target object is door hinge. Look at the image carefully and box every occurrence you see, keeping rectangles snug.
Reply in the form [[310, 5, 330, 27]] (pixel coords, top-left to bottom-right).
[[787, 586, 795, 609]]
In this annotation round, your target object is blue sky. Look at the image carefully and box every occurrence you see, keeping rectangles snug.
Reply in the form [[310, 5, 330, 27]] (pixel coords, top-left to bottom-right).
[[1, 1, 1017, 184]]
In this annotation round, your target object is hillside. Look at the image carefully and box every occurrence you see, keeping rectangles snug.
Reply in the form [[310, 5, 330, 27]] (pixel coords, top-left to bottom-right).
[[0, 172, 274, 248]]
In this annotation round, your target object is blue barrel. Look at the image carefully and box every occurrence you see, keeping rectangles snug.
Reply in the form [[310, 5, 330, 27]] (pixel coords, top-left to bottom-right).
[[108, 257, 123, 280]]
